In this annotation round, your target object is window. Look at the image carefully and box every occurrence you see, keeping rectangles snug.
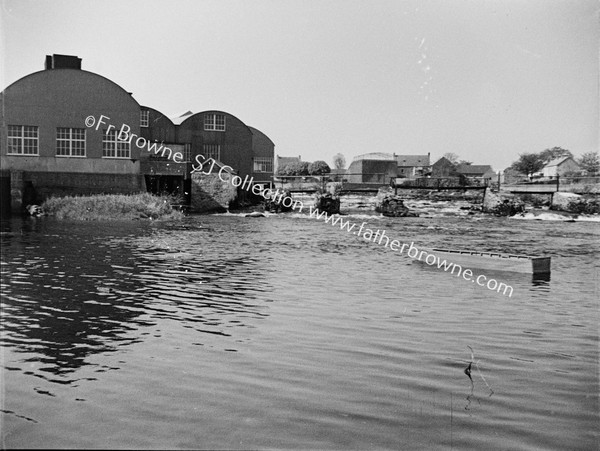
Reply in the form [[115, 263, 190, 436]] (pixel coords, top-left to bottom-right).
[[103, 129, 131, 158], [149, 143, 186, 162], [56, 128, 86, 157], [140, 110, 149, 128], [204, 113, 226, 131], [253, 157, 273, 173], [202, 144, 220, 160], [183, 144, 191, 162], [7, 125, 39, 155]]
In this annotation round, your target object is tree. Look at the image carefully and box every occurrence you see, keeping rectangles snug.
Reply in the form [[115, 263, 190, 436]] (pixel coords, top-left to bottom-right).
[[443, 153, 459, 164], [308, 160, 331, 175], [511, 153, 545, 177], [539, 146, 573, 163], [578, 152, 600, 175], [458, 160, 472, 165], [332, 153, 346, 170], [278, 161, 309, 176]]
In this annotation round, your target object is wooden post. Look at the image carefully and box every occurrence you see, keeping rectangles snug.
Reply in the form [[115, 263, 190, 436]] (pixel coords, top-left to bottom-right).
[[556, 174, 560, 192]]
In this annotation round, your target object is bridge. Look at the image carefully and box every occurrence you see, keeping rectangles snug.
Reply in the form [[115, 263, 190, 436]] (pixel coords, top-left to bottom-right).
[[271, 174, 597, 196]]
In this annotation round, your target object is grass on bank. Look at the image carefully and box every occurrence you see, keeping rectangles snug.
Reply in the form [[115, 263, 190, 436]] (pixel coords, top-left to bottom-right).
[[42, 193, 184, 220]]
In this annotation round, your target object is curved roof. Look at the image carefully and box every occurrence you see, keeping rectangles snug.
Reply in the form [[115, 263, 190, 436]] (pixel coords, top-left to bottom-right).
[[140, 105, 176, 127], [178, 110, 252, 132], [1, 68, 141, 108], [353, 152, 394, 162], [248, 126, 275, 146]]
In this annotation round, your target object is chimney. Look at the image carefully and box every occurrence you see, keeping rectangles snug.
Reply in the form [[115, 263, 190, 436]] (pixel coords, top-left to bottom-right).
[[45, 54, 82, 70]]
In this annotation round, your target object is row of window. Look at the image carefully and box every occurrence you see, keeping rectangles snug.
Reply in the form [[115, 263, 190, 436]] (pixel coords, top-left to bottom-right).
[[8, 126, 131, 158], [140, 110, 226, 132], [200, 147, 273, 172], [6, 125, 272, 171], [10, 111, 229, 155]]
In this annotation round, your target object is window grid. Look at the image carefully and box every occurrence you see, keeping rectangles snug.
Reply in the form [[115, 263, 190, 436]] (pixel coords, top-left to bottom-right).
[[102, 129, 131, 158], [140, 110, 149, 127], [253, 157, 273, 173], [183, 144, 191, 162], [203, 144, 220, 161], [7, 125, 39, 155], [204, 114, 226, 131], [56, 128, 86, 157]]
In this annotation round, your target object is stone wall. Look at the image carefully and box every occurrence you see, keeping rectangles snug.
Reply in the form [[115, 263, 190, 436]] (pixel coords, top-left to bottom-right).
[[190, 171, 237, 213]]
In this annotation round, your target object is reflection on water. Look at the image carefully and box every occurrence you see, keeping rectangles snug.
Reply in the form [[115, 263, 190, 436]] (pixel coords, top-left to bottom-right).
[[1, 214, 598, 450], [1, 219, 270, 384]]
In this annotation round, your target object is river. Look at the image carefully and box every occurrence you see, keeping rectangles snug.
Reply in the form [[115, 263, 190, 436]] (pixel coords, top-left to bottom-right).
[[1, 206, 598, 450]]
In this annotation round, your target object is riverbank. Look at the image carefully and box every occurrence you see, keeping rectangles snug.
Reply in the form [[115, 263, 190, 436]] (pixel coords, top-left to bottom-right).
[[41, 193, 184, 220]]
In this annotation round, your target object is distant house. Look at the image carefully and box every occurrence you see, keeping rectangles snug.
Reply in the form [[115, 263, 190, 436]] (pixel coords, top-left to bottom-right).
[[395, 153, 431, 178], [346, 158, 397, 184], [455, 164, 496, 183], [540, 157, 581, 178], [502, 168, 528, 184], [431, 157, 456, 177]]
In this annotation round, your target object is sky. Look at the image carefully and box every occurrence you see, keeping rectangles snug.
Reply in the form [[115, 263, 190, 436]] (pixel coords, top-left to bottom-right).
[[1, 0, 598, 171]]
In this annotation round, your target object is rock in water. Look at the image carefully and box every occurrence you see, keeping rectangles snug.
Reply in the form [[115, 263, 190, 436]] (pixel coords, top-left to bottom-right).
[[551, 192, 580, 212], [314, 192, 341, 214], [245, 211, 265, 218], [264, 189, 293, 213], [375, 190, 418, 217], [482, 190, 525, 216]]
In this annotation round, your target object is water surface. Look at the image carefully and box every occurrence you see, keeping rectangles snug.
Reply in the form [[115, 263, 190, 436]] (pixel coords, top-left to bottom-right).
[[1, 211, 598, 449]]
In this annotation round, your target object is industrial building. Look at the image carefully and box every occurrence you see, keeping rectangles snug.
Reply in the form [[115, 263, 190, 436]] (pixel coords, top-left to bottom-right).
[[0, 54, 274, 213]]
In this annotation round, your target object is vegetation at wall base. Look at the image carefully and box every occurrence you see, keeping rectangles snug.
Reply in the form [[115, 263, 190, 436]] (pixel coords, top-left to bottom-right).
[[41, 193, 184, 220]]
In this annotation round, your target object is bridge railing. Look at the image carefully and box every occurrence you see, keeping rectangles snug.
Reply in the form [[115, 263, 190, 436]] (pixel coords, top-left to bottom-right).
[[392, 177, 490, 189], [556, 176, 600, 185], [273, 173, 389, 191]]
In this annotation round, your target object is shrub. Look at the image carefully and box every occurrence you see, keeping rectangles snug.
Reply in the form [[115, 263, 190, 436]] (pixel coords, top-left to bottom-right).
[[278, 161, 310, 176], [42, 193, 184, 220], [308, 160, 331, 175]]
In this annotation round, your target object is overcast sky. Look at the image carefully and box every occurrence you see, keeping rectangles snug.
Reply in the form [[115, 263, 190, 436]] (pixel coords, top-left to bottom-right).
[[1, 0, 598, 171]]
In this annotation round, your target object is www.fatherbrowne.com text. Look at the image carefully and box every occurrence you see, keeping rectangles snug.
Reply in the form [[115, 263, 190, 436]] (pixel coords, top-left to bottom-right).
[[85, 114, 515, 297]]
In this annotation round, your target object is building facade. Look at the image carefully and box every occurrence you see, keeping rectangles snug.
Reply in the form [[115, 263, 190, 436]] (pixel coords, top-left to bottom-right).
[[541, 157, 581, 178], [431, 157, 456, 177], [346, 159, 397, 184], [0, 54, 275, 213], [395, 154, 431, 178], [0, 56, 143, 210]]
